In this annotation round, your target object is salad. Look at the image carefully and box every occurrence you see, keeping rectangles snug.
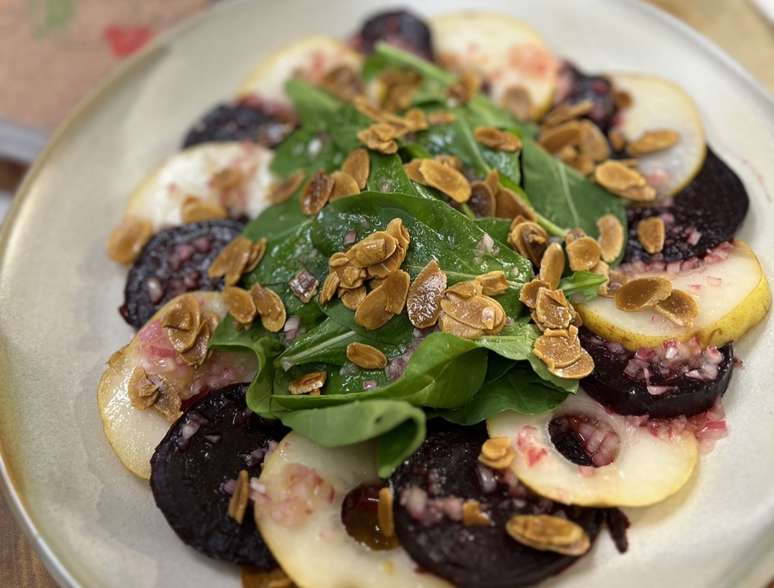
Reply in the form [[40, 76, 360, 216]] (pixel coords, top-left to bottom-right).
[[97, 9, 770, 588]]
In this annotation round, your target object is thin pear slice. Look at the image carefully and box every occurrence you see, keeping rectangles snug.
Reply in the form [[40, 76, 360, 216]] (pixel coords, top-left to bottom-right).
[[611, 73, 706, 198], [578, 241, 770, 350], [487, 392, 698, 507], [430, 12, 558, 119], [123, 142, 274, 231], [97, 292, 257, 479], [238, 36, 362, 104], [256, 433, 451, 588]]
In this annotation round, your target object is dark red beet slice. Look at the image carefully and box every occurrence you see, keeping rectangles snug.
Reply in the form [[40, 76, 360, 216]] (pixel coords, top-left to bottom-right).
[[150, 384, 288, 568], [624, 148, 749, 263], [120, 220, 244, 330], [353, 10, 435, 61], [390, 423, 605, 588], [580, 329, 733, 418], [182, 97, 296, 149], [554, 62, 617, 133]]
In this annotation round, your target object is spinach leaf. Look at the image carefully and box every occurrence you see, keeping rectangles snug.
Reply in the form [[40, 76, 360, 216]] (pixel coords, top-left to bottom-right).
[[440, 364, 569, 425], [271, 127, 342, 177], [560, 271, 607, 302], [243, 187, 308, 242], [521, 139, 628, 262], [278, 399, 426, 477], [366, 152, 419, 196], [285, 78, 341, 129]]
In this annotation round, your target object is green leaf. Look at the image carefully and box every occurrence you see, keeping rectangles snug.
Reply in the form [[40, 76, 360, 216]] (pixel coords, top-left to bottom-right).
[[366, 152, 419, 196], [278, 400, 426, 477], [440, 364, 569, 425], [521, 139, 628, 262], [271, 127, 342, 177], [560, 271, 607, 302], [285, 78, 342, 129]]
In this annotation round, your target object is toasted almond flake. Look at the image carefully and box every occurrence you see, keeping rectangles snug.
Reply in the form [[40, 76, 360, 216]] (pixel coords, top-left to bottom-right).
[[382, 270, 410, 314], [438, 312, 484, 339], [479, 437, 515, 470], [227, 470, 250, 524], [418, 159, 471, 203], [428, 110, 456, 125], [614, 277, 673, 312], [446, 280, 483, 299], [267, 171, 305, 204], [535, 288, 574, 330], [301, 170, 334, 215], [506, 514, 590, 556], [508, 221, 548, 265], [501, 85, 533, 120], [566, 236, 602, 272], [538, 243, 565, 289], [476, 271, 509, 296], [340, 285, 367, 310], [533, 327, 583, 369], [484, 169, 500, 195], [354, 286, 394, 330], [468, 181, 497, 217], [614, 89, 633, 109], [289, 371, 327, 395], [435, 154, 463, 170], [637, 217, 666, 255], [161, 293, 201, 352], [348, 231, 399, 268], [342, 148, 370, 190], [441, 292, 505, 331], [542, 99, 594, 127], [403, 159, 426, 184], [494, 187, 537, 221], [474, 127, 522, 152], [608, 128, 626, 152], [386, 218, 410, 249], [127, 367, 159, 410], [655, 289, 699, 327], [590, 260, 611, 296], [241, 566, 294, 588], [353, 95, 387, 122], [251, 284, 287, 332], [461, 499, 492, 526], [578, 120, 610, 162], [319, 272, 341, 305], [179, 313, 217, 367], [596, 214, 624, 262], [519, 278, 551, 309], [106, 216, 153, 265], [594, 160, 656, 202], [404, 108, 429, 131], [223, 286, 257, 325], [357, 123, 399, 154], [367, 245, 406, 280], [538, 120, 582, 154], [336, 263, 368, 289], [407, 260, 447, 328], [564, 228, 587, 245], [549, 348, 594, 379], [180, 195, 227, 223], [208, 236, 254, 285], [320, 64, 363, 101], [329, 171, 361, 202], [346, 342, 388, 369], [329, 251, 351, 268], [377, 487, 395, 537], [211, 167, 246, 193], [626, 129, 680, 157], [448, 70, 481, 103], [149, 374, 182, 422]]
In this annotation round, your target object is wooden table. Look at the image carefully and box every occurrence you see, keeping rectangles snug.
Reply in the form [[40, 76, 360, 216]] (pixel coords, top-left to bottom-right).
[[1, 1, 772, 586]]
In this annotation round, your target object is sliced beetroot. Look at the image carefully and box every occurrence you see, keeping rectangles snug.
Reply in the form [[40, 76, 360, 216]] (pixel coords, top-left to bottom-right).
[[390, 423, 605, 588], [580, 329, 733, 418], [120, 220, 244, 330], [182, 98, 296, 149], [353, 10, 435, 61], [624, 148, 749, 263], [150, 384, 288, 568], [554, 62, 617, 133]]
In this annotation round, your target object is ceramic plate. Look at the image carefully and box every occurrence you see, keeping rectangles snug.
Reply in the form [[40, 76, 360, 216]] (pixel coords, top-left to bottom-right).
[[1, 1, 773, 586]]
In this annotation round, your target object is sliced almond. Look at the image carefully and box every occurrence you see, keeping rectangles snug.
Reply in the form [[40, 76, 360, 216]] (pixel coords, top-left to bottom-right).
[[127, 367, 159, 410], [251, 284, 286, 332], [495, 187, 537, 222], [300, 170, 334, 215], [377, 488, 395, 537], [533, 327, 583, 369], [267, 171, 305, 204], [538, 243, 565, 290], [462, 500, 492, 527], [608, 128, 626, 152], [319, 272, 340, 305], [626, 129, 680, 157], [519, 278, 551, 309], [348, 231, 399, 268], [438, 312, 483, 339], [211, 167, 246, 193], [289, 371, 327, 395], [506, 514, 590, 556], [538, 120, 582, 154], [594, 160, 656, 202], [346, 342, 387, 369], [340, 285, 367, 310], [179, 313, 217, 367], [245, 238, 268, 273], [474, 127, 522, 152], [428, 110, 456, 125], [357, 123, 399, 154], [106, 216, 153, 265], [535, 288, 574, 330], [208, 236, 253, 286], [542, 99, 594, 128], [386, 218, 411, 249], [418, 159, 471, 203], [407, 260, 447, 329], [468, 181, 496, 217], [550, 348, 594, 379], [403, 159, 426, 184], [148, 374, 182, 422], [508, 221, 548, 265], [578, 120, 610, 162], [223, 286, 257, 325], [320, 64, 363, 101], [590, 260, 611, 296], [446, 280, 483, 299], [448, 71, 481, 103], [329, 171, 361, 202], [637, 217, 666, 255], [566, 236, 602, 272], [382, 270, 410, 314], [435, 154, 463, 170], [655, 289, 699, 327], [342, 148, 370, 190], [501, 85, 532, 121], [227, 470, 250, 524], [596, 214, 625, 263], [478, 437, 515, 470], [476, 271, 509, 296], [181, 195, 227, 223], [354, 286, 394, 330], [614, 277, 673, 312], [441, 293, 505, 332]]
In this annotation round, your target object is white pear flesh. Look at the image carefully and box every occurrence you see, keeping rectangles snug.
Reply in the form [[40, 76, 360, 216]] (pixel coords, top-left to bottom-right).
[[97, 292, 257, 479], [256, 432, 451, 588], [577, 241, 770, 350], [238, 36, 362, 104], [124, 142, 274, 231], [611, 73, 706, 198], [430, 12, 558, 119], [487, 392, 698, 507]]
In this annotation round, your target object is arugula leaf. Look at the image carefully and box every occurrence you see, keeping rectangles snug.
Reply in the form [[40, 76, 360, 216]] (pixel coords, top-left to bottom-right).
[[521, 139, 628, 262], [278, 399, 426, 477], [440, 364, 569, 425]]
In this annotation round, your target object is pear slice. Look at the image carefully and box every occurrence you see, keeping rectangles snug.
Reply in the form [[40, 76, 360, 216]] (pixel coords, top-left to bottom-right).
[[123, 142, 274, 232], [97, 292, 257, 479], [430, 12, 558, 119], [611, 73, 706, 198], [256, 432, 451, 588], [238, 36, 362, 104], [487, 392, 698, 507], [578, 241, 770, 350]]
